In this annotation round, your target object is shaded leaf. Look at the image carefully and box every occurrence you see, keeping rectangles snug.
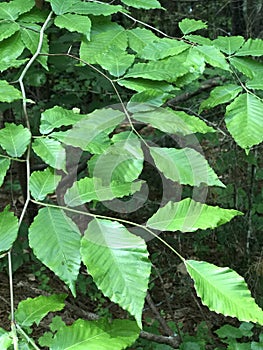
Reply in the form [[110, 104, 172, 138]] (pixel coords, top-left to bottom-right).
[[0, 123, 31, 157], [147, 198, 242, 232], [128, 89, 171, 112], [65, 177, 144, 207], [121, 0, 162, 9], [0, 206, 19, 253], [54, 13, 91, 40], [0, 158, 10, 187], [0, 80, 22, 102], [150, 147, 224, 187], [51, 318, 140, 350], [213, 36, 245, 55], [15, 294, 66, 327], [225, 93, 263, 151], [32, 138, 66, 171], [29, 167, 62, 201], [40, 106, 86, 134], [199, 84, 242, 111], [185, 260, 263, 324], [29, 207, 81, 296], [81, 219, 151, 328], [179, 18, 207, 35], [133, 108, 215, 135]]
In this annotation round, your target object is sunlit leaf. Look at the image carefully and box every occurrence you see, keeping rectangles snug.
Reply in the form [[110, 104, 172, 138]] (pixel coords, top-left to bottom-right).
[[0, 80, 22, 102], [54, 13, 91, 39], [81, 219, 151, 328], [32, 138, 66, 171], [236, 38, 263, 57], [0, 123, 31, 157], [29, 167, 62, 201], [69, 2, 123, 15], [0, 206, 19, 253], [29, 207, 81, 296], [121, 0, 162, 9], [213, 36, 245, 55], [50, 0, 76, 15], [150, 147, 225, 187], [127, 28, 157, 54], [179, 18, 207, 35], [140, 38, 189, 60], [225, 93, 263, 151], [194, 45, 229, 71], [147, 198, 242, 232], [229, 57, 263, 79], [246, 76, 263, 90], [185, 260, 263, 324], [199, 84, 242, 111], [65, 177, 144, 207], [0, 22, 20, 41], [51, 318, 139, 350], [0, 32, 25, 71], [15, 294, 66, 327], [0, 158, 10, 187]]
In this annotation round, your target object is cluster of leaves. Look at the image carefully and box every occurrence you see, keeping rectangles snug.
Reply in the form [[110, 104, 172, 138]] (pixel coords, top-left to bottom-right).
[[0, 0, 263, 348]]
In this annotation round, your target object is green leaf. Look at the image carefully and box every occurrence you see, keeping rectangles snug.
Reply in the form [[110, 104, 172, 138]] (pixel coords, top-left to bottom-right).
[[0, 0, 33, 20], [49, 108, 125, 150], [18, 7, 49, 23], [128, 89, 171, 111], [194, 45, 229, 71], [147, 198, 242, 232], [69, 2, 123, 15], [246, 76, 263, 90], [127, 28, 157, 54], [236, 38, 263, 57], [40, 106, 86, 134], [150, 147, 225, 187], [185, 260, 263, 324], [125, 56, 189, 82], [185, 35, 212, 46], [0, 158, 10, 187], [121, 0, 162, 9], [96, 48, 135, 77], [0, 21, 20, 41], [0, 329, 12, 349], [88, 133, 144, 183], [80, 28, 127, 64], [225, 93, 263, 151], [140, 38, 189, 60], [0, 206, 19, 253], [32, 138, 66, 171], [51, 318, 140, 350], [65, 177, 144, 207], [54, 13, 91, 39], [29, 207, 81, 296], [230, 57, 263, 79], [15, 294, 66, 327], [50, 0, 77, 15], [21, 24, 49, 69], [199, 84, 242, 111], [118, 78, 174, 93], [81, 219, 151, 328], [0, 123, 31, 157], [213, 36, 245, 55], [133, 108, 215, 135], [0, 32, 25, 71], [29, 167, 62, 201], [0, 80, 22, 102], [179, 18, 207, 35]]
